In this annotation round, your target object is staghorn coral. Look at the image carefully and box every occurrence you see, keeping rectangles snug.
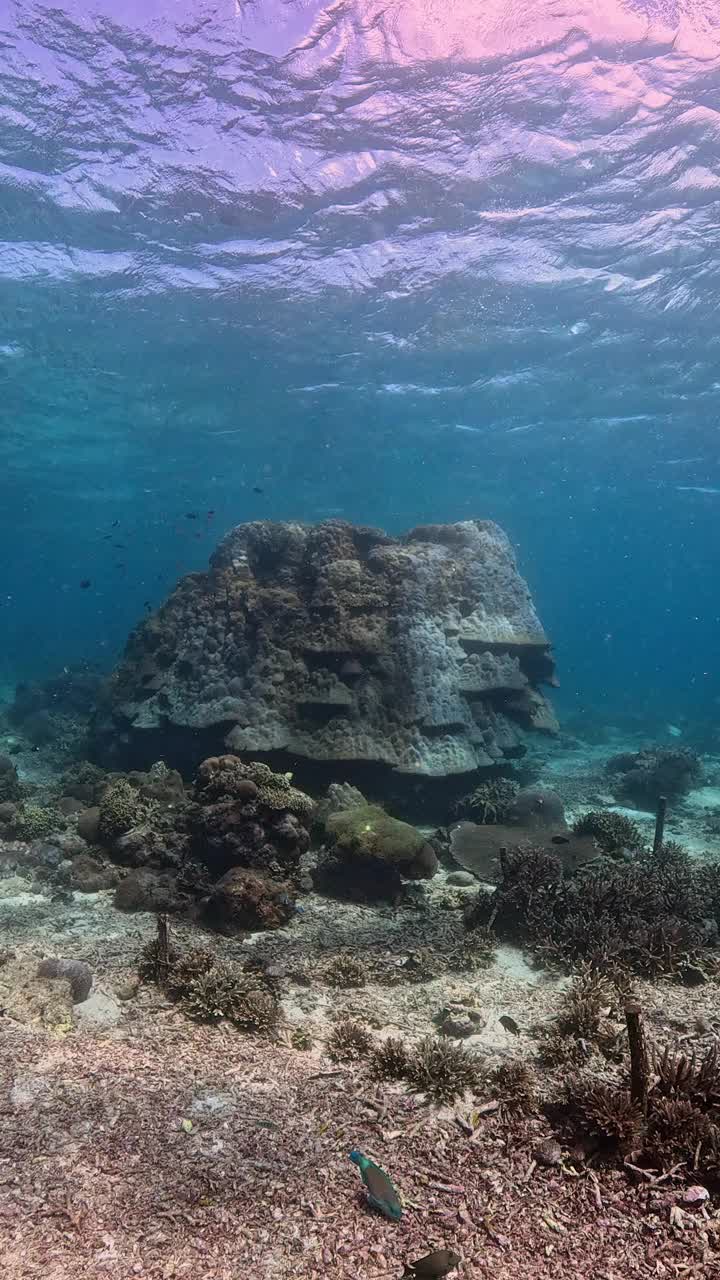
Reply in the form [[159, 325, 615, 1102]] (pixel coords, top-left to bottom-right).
[[369, 1037, 411, 1082], [652, 1043, 720, 1104], [290, 1026, 314, 1051], [568, 1080, 645, 1154], [572, 810, 644, 854], [322, 953, 366, 988], [406, 1035, 481, 1104], [163, 947, 216, 1000], [454, 778, 519, 824], [137, 936, 180, 985], [489, 1061, 537, 1116], [326, 1019, 373, 1063], [645, 1097, 718, 1169], [181, 961, 279, 1033], [476, 837, 720, 977]]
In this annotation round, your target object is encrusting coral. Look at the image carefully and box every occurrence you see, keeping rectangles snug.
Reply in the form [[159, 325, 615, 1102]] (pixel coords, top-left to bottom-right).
[[316, 803, 437, 902]]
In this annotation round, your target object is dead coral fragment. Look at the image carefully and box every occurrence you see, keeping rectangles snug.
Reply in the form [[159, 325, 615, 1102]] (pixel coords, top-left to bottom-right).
[[326, 1019, 373, 1063], [406, 1036, 481, 1104]]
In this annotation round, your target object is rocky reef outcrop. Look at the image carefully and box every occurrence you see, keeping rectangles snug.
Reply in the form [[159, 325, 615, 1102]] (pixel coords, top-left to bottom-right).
[[91, 519, 557, 792]]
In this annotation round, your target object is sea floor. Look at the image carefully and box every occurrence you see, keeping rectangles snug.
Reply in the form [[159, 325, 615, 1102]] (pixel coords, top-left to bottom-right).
[[2, 726, 720, 1276]]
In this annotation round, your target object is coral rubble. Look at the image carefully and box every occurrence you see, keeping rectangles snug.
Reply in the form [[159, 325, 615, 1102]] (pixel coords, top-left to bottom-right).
[[91, 519, 557, 792]]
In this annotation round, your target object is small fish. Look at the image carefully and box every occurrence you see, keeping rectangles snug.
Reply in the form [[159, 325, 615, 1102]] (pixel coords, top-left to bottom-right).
[[143, 601, 152, 610], [111, 519, 120, 527], [349, 1150, 402, 1221], [185, 511, 198, 520], [79, 579, 92, 589], [114, 542, 127, 549], [252, 485, 264, 494], [402, 1250, 461, 1278], [499, 1015, 520, 1035], [666, 723, 683, 738]]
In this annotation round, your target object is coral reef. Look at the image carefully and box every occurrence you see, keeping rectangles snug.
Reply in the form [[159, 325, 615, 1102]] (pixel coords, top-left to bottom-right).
[[91, 519, 557, 793], [98, 779, 143, 843], [9, 803, 66, 841], [316, 803, 437, 902], [470, 838, 720, 976], [572, 810, 644, 854], [189, 756, 313, 878], [181, 962, 279, 1033], [201, 868, 297, 934], [488, 1061, 537, 1116], [605, 746, 702, 810]]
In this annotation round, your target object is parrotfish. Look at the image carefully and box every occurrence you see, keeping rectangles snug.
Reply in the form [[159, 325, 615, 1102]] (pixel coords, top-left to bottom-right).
[[402, 1250, 461, 1278], [349, 1149, 402, 1221]]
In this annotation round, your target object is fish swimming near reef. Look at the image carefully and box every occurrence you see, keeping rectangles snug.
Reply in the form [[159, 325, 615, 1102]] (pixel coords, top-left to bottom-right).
[[402, 1250, 461, 1278], [349, 1150, 402, 1221]]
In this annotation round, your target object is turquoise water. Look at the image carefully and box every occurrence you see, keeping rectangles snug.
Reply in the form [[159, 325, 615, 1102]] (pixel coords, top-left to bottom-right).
[[2, 1, 719, 722]]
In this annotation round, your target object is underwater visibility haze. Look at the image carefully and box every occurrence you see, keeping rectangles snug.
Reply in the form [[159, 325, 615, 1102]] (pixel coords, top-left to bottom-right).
[[6, 6, 720, 1279], [1, 0, 720, 723]]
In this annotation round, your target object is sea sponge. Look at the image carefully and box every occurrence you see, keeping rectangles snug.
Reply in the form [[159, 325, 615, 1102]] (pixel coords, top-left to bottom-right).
[[406, 1036, 481, 1104], [98, 779, 143, 843], [37, 957, 93, 1003]]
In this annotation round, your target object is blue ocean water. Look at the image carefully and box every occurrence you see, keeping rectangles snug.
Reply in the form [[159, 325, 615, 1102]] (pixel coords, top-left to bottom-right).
[[1, 0, 719, 726]]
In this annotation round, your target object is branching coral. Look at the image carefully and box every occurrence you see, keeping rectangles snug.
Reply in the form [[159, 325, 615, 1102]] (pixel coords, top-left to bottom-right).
[[478, 838, 720, 977], [567, 1080, 645, 1154], [181, 961, 279, 1033], [489, 1061, 537, 1116], [606, 746, 702, 809], [326, 1019, 373, 1063], [572, 810, 644, 854], [454, 778, 519, 824], [406, 1036, 481, 1104], [13, 803, 65, 840], [322, 953, 366, 988], [369, 1037, 411, 1082]]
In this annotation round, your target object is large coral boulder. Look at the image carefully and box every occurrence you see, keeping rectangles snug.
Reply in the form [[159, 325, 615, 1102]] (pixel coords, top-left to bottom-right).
[[316, 803, 437, 902], [90, 519, 557, 785]]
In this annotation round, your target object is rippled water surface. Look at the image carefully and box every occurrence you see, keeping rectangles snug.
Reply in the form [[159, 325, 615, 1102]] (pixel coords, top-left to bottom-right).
[[1, 1, 719, 713]]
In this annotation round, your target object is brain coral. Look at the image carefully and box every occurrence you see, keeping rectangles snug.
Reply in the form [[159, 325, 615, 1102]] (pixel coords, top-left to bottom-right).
[[91, 519, 557, 780]]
